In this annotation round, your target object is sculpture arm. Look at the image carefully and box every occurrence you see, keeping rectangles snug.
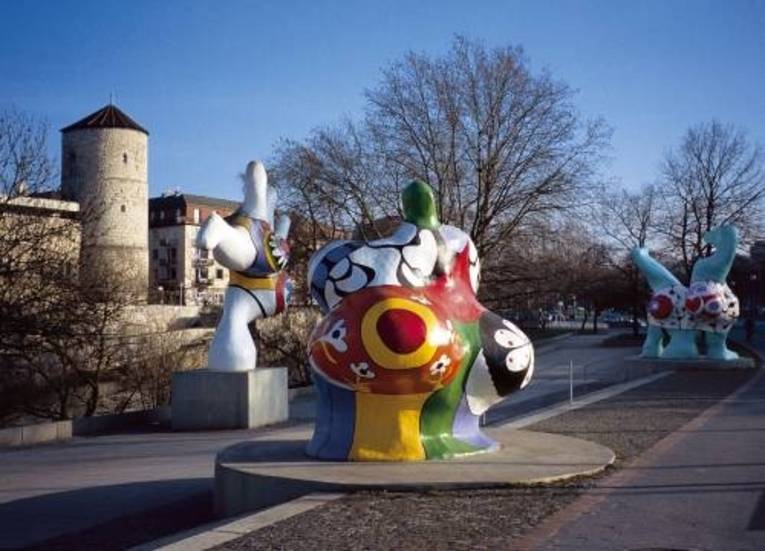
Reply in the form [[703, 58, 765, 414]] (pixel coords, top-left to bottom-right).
[[691, 225, 738, 283], [631, 247, 682, 291]]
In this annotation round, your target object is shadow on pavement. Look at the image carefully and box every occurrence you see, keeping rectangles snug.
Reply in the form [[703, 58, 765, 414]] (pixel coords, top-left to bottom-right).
[[1, 478, 213, 550]]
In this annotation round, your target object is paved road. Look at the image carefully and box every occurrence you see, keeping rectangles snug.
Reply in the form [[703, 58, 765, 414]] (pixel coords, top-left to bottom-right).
[[486, 333, 640, 423], [0, 332, 637, 549], [536, 367, 765, 550]]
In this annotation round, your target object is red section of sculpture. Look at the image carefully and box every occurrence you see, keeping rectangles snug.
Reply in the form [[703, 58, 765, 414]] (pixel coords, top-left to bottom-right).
[[377, 309, 427, 353], [309, 284, 464, 395], [423, 247, 483, 323], [649, 294, 674, 319]]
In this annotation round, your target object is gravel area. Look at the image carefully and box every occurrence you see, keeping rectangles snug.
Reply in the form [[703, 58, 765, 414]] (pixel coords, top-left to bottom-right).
[[216, 369, 755, 551]]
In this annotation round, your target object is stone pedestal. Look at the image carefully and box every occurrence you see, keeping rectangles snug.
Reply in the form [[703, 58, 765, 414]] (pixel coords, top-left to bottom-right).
[[214, 426, 615, 517], [171, 368, 288, 431]]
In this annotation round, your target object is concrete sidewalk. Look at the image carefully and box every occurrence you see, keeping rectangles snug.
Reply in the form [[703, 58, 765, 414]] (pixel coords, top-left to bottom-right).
[[524, 369, 765, 550]]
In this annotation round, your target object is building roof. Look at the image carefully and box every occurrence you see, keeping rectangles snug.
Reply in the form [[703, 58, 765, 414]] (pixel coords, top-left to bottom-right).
[[148, 193, 240, 212], [61, 104, 149, 135], [183, 194, 240, 211]]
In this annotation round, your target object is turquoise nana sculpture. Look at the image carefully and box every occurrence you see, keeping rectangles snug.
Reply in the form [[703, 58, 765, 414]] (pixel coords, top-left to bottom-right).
[[632, 225, 740, 360]]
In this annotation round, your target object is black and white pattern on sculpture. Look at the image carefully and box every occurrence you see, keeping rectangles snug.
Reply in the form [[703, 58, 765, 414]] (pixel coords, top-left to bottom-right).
[[464, 312, 534, 415], [309, 222, 479, 313]]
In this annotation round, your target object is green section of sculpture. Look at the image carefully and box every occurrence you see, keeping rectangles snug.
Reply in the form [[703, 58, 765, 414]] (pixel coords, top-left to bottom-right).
[[402, 180, 441, 230]]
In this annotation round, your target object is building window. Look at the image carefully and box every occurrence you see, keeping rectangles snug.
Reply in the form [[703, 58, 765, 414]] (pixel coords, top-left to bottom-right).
[[152, 249, 158, 260], [216, 268, 224, 279], [193, 208, 200, 224], [160, 211, 165, 221], [123, 152, 128, 164], [170, 247, 177, 260], [120, 204, 126, 212], [150, 211, 155, 221], [170, 268, 177, 280], [175, 208, 182, 222]]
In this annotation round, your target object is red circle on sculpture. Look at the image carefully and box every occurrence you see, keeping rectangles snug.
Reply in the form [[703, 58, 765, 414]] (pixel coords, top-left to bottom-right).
[[685, 297, 702, 313], [376, 308, 427, 354], [649, 295, 673, 319]]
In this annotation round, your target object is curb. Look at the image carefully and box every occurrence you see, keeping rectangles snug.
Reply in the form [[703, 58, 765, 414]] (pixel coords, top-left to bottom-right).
[[493, 371, 672, 429]]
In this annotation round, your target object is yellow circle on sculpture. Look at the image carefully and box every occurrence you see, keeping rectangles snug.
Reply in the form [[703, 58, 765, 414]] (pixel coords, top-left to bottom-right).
[[360, 297, 440, 370]]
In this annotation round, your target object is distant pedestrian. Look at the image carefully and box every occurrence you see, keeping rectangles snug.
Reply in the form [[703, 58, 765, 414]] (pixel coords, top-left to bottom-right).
[[745, 317, 755, 342]]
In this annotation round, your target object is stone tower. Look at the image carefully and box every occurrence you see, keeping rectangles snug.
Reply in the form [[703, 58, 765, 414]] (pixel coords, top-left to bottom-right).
[[61, 104, 149, 300]]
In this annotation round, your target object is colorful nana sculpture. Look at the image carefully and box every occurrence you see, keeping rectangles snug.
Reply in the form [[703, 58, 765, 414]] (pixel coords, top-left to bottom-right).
[[306, 181, 534, 461], [632, 225, 740, 361], [196, 160, 291, 371]]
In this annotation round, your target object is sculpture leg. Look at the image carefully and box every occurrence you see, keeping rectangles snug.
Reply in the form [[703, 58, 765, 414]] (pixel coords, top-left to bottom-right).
[[705, 331, 739, 360], [663, 329, 700, 359], [207, 287, 261, 371], [640, 325, 664, 358]]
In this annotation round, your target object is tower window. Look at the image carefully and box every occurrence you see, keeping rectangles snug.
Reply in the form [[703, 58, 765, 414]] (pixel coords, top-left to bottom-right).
[[123, 153, 128, 164], [120, 204, 126, 212]]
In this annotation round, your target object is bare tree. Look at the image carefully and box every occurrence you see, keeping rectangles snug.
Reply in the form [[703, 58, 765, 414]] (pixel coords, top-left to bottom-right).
[[114, 329, 209, 411], [0, 108, 55, 197], [599, 184, 657, 250], [594, 184, 658, 333], [271, 37, 611, 311], [273, 121, 391, 238], [365, 36, 611, 256], [0, 110, 137, 423], [658, 120, 765, 278]]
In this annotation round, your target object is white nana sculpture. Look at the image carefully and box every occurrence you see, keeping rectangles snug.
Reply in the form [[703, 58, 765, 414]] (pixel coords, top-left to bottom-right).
[[196, 160, 291, 371]]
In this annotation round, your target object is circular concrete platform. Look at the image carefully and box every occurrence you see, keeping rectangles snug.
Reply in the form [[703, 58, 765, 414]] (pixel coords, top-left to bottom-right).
[[215, 425, 615, 517]]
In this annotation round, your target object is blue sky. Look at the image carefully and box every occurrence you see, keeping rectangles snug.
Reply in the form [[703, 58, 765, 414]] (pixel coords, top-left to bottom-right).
[[1, 0, 763, 200]]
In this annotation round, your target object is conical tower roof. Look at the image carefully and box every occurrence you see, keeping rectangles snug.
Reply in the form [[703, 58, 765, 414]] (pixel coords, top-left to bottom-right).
[[61, 104, 148, 135]]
